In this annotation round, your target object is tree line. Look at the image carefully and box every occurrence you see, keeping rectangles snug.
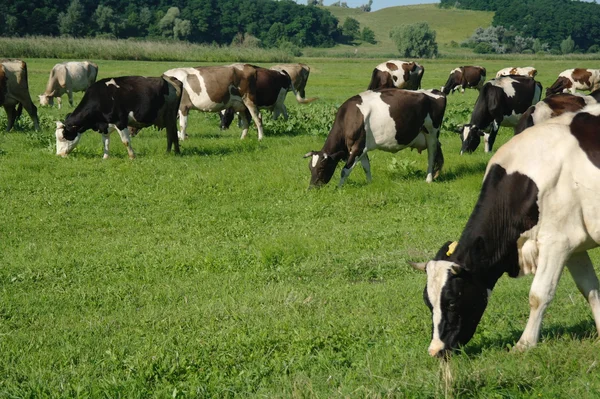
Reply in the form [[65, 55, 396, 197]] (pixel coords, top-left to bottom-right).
[[440, 0, 600, 52], [0, 0, 343, 48]]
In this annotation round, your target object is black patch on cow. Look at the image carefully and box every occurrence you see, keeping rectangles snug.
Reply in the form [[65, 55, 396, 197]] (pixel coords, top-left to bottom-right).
[[378, 90, 429, 145], [569, 111, 600, 168]]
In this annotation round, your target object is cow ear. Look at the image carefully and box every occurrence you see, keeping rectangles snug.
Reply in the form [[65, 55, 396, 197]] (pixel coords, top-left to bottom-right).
[[303, 151, 318, 158], [476, 129, 485, 137], [434, 241, 456, 260], [55, 121, 64, 129], [454, 125, 463, 134], [409, 261, 427, 272], [450, 264, 463, 275]]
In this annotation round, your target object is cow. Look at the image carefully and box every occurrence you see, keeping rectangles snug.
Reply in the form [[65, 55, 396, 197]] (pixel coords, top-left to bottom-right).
[[55, 75, 183, 159], [514, 90, 600, 134], [411, 104, 600, 357], [304, 89, 446, 187], [495, 67, 537, 78], [39, 61, 99, 109], [367, 60, 425, 90], [0, 59, 39, 132], [458, 75, 542, 154], [546, 68, 600, 96], [163, 64, 262, 141], [270, 63, 317, 102], [219, 65, 317, 130], [441, 66, 486, 95]]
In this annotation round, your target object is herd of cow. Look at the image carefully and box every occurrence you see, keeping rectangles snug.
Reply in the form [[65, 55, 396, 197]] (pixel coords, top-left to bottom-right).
[[2, 57, 600, 359]]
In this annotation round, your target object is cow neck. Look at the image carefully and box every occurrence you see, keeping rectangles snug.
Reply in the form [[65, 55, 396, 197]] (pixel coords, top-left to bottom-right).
[[449, 165, 539, 290], [469, 88, 494, 129], [321, 122, 348, 159]]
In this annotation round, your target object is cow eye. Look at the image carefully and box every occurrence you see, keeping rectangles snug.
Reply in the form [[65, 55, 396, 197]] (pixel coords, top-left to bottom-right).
[[447, 302, 457, 311]]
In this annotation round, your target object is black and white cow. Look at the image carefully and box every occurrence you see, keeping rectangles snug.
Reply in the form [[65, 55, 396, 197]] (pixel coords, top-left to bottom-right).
[[412, 104, 600, 357], [441, 66, 486, 95], [459, 75, 542, 153], [304, 89, 446, 187], [367, 60, 425, 90], [514, 90, 600, 134], [55, 75, 183, 158]]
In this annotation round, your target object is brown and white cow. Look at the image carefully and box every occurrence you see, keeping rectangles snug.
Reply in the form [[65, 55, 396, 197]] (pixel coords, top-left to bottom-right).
[[441, 66, 486, 95], [304, 89, 446, 187], [459, 75, 542, 153], [412, 104, 600, 357], [546, 68, 600, 96], [367, 60, 425, 90], [219, 65, 317, 130], [514, 90, 600, 134], [495, 66, 537, 78], [55, 75, 182, 158], [39, 61, 99, 109], [163, 64, 262, 140], [270, 63, 317, 102], [0, 59, 39, 132]]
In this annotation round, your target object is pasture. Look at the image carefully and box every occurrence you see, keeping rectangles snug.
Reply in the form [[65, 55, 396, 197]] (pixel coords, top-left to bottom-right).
[[1, 57, 600, 397]]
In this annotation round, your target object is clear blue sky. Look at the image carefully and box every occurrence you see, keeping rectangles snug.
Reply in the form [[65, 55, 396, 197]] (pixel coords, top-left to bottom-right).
[[297, 1, 440, 11]]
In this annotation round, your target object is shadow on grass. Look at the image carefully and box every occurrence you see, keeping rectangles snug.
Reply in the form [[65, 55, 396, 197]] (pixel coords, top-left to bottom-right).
[[437, 161, 488, 182], [462, 319, 597, 356]]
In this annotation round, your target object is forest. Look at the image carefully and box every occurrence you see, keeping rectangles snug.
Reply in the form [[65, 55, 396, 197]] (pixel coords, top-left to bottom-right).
[[441, 0, 600, 51], [0, 0, 342, 48]]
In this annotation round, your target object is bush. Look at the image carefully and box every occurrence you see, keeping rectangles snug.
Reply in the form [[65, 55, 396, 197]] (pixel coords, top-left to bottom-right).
[[588, 44, 600, 54], [389, 22, 438, 58], [561, 36, 575, 54], [473, 42, 495, 54]]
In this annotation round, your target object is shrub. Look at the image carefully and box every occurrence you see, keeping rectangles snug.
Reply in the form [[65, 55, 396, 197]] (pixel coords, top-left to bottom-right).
[[473, 42, 495, 54], [588, 44, 600, 54], [561, 36, 575, 54], [389, 22, 438, 58]]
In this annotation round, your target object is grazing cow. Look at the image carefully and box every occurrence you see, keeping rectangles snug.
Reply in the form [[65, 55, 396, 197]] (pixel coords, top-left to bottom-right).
[[412, 104, 600, 357], [270, 63, 317, 102], [495, 67, 537, 78], [546, 68, 600, 96], [367, 60, 425, 90], [0, 59, 39, 132], [163, 64, 262, 140], [55, 75, 183, 158], [219, 65, 317, 130], [441, 66, 486, 95], [39, 61, 99, 109], [458, 75, 542, 153], [514, 90, 600, 134], [304, 89, 446, 187]]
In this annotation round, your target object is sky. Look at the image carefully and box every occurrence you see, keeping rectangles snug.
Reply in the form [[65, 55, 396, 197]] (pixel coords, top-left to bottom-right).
[[298, 1, 440, 11]]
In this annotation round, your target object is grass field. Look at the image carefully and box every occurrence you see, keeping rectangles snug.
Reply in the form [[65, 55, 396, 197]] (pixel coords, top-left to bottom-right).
[[2, 56, 600, 397]]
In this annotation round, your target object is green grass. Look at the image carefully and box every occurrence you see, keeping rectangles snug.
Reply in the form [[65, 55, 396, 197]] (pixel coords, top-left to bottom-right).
[[1, 57, 600, 397], [314, 4, 494, 57]]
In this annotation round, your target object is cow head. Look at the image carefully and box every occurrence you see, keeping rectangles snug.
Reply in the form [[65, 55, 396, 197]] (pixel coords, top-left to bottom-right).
[[411, 240, 489, 357], [39, 94, 54, 107], [55, 121, 81, 157], [220, 108, 235, 130], [457, 124, 484, 154], [304, 150, 344, 188]]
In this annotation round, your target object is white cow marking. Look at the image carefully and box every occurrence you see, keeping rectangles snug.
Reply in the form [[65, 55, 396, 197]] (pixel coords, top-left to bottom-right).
[[311, 154, 319, 168], [489, 77, 518, 97], [425, 260, 455, 356], [105, 79, 120, 88]]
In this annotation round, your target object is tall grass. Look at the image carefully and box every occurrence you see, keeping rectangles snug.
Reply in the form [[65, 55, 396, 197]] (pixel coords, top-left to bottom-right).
[[0, 36, 294, 63]]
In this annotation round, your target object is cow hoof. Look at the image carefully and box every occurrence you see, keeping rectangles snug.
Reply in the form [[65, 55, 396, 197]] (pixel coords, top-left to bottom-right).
[[426, 175, 433, 183], [512, 341, 533, 353], [103, 154, 110, 160]]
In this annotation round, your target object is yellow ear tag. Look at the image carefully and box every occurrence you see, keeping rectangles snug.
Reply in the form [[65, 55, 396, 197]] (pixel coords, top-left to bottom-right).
[[446, 241, 458, 257]]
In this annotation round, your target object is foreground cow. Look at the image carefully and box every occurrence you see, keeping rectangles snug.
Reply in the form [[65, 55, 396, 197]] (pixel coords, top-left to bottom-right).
[[546, 68, 600, 96], [367, 60, 424, 90], [39, 61, 98, 109], [458, 75, 542, 153], [55, 75, 182, 158], [164, 64, 262, 140], [304, 89, 446, 187], [0, 59, 39, 131], [441, 66, 486, 95], [270, 63, 317, 102], [412, 104, 600, 357], [514, 90, 600, 134], [219, 65, 316, 130], [495, 66, 537, 78]]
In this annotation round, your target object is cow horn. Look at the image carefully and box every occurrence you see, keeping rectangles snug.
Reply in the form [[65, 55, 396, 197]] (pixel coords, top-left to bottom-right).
[[409, 261, 427, 272], [303, 151, 317, 158]]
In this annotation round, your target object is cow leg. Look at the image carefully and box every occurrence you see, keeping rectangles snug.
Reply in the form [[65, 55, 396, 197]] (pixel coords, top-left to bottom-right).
[[424, 132, 439, 183], [566, 251, 600, 336], [360, 153, 372, 183], [56, 97, 62, 110], [68, 90, 74, 107], [18, 95, 40, 131], [515, 243, 569, 351], [110, 124, 135, 159], [178, 109, 188, 141], [239, 110, 250, 139], [339, 147, 365, 187], [101, 133, 110, 159], [246, 105, 264, 140], [5, 104, 17, 132]]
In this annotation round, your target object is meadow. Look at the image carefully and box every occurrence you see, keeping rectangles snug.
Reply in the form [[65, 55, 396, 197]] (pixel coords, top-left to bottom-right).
[[1, 56, 600, 398]]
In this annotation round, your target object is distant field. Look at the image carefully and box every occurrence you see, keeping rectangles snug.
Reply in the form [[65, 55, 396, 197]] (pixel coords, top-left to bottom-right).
[[1, 57, 600, 397], [313, 4, 494, 57]]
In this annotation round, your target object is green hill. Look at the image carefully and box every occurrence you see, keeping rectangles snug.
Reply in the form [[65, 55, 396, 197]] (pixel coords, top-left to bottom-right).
[[318, 4, 493, 56]]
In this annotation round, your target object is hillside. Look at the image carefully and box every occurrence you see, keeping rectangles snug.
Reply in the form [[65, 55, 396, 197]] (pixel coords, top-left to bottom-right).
[[319, 4, 494, 56]]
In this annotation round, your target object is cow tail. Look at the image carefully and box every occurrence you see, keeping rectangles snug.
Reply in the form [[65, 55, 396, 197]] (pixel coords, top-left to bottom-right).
[[433, 141, 444, 179], [16, 102, 23, 120]]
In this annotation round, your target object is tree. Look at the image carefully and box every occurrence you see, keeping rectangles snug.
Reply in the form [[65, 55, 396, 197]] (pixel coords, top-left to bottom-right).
[[358, 0, 373, 12], [389, 22, 438, 58], [361, 27, 376, 44], [58, 0, 85, 37], [342, 17, 360, 40], [560, 35, 575, 54]]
